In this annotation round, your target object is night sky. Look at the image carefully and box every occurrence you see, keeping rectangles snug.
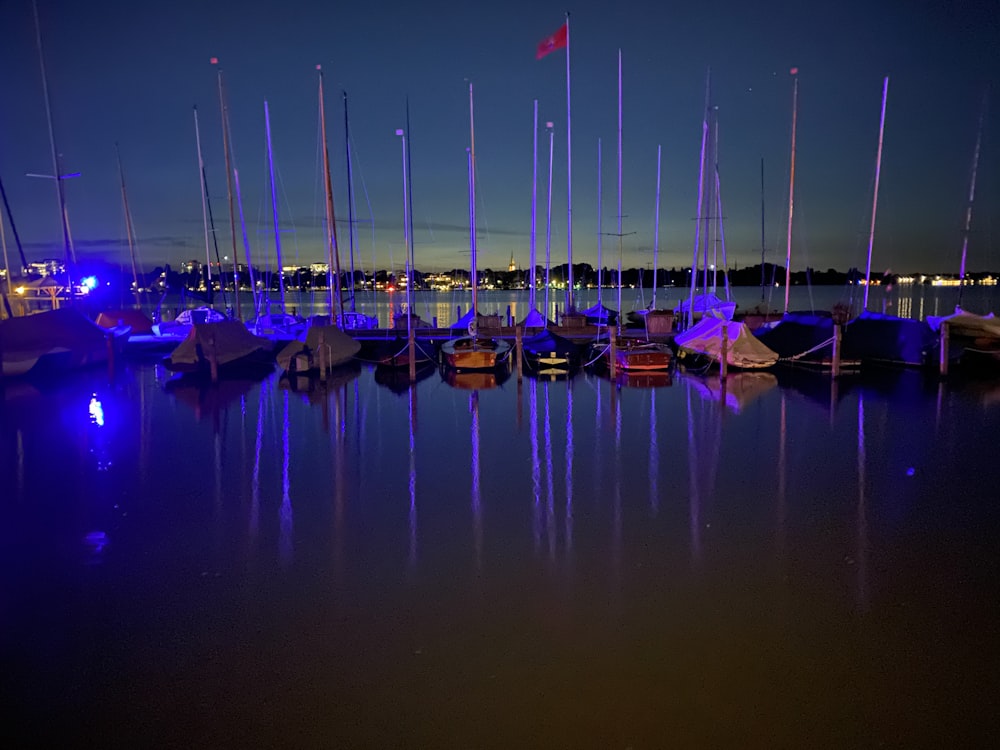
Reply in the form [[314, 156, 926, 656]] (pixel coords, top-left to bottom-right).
[[1, 0, 997, 278]]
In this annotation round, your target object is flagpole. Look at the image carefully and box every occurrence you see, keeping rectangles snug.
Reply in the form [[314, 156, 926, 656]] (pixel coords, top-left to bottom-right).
[[565, 11, 573, 312]]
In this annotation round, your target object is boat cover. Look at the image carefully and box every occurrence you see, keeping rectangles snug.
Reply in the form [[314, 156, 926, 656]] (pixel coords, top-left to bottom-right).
[[926, 307, 1000, 338], [841, 311, 936, 367], [1, 308, 111, 376], [674, 293, 737, 321], [675, 317, 779, 369], [276, 325, 361, 372], [167, 320, 272, 370]]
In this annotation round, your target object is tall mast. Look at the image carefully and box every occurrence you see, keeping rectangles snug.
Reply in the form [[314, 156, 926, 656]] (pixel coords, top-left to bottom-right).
[[597, 137, 603, 309], [565, 11, 574, 311], [396, 127, 412, 339], [957, 88, 988, 308], [344, 90, 357, 312], [264, 100, 286, 312], [32, 0, 75, 296], [862, 76, 889, 310], [468, 82, 478, 322], [687, 69, 711, 329], [0, 176, 29, 273], [760, 157, 766, 302], [616, 49, 623, 329], [405, 98, 416, 306], [529, 99, 538, 312], [784, 67, 799, 311], [317, 68, 344, 326], [115, 143, 141, 306], [652, 144, 662, 309], [193, 106, 213, 304], [545, 122, 555, 322], [214, 61, 242, 319]]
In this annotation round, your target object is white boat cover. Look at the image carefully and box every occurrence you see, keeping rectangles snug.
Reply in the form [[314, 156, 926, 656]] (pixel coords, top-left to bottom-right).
[[675, 317, 779, 369], [276, 325, 361, 372], [168, 320, 271, 369], [926, 307, 1000, 338]]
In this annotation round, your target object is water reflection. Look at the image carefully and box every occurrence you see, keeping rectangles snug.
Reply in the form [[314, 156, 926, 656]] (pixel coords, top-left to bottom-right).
[[685, 371, 778, 414], [442, 366, 511, 391]]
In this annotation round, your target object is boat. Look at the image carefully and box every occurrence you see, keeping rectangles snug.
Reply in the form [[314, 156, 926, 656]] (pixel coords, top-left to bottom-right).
[[1, 307, 126, 378], [338, 90, 379, 331], [675, 315, 779, 370], [520, 328, 581, 372], [754, 309, 860, 370], [679, 70, 738, 328], [590, 52, 670, 374], [275, 324, 360, 376], [163, 320, 274, 378], [373, 115, 435, 372], [925, 93, 999, 372], [581, 136, 617, 329], [627, 144, 674, 331], [440, 83, 512, 372]]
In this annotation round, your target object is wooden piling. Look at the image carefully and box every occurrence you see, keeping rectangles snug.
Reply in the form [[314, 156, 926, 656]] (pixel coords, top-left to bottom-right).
[[515, 325, 523, 381], [939, 320, 949, 377], [831, 323, 842, 378], [609, 334, 618, 376], [408, 323, 416, 382]]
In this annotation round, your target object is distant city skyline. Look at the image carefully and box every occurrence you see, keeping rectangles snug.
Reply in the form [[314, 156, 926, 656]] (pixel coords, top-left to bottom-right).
[[1, 0, 997, 279]]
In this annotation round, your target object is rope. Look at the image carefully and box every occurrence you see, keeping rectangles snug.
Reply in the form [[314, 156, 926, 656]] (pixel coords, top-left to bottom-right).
[[777, 335, 836, 362]]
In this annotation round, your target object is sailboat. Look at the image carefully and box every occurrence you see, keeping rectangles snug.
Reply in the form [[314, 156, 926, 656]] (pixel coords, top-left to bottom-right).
[[926, 91, 1000, 371], [370, 117, 435, 370], [626, 145, 674, 334], [440, 83, 512, 372], [339, 90, 379, 331], [840, 76, 937, 369], [674, 72, 777, 370], [581, 138, 618, 328], [675, 70, 737, 326], [591, 50, 671, 375]]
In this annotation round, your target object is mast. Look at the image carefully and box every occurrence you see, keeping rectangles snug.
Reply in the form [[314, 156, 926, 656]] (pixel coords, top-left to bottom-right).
[[115, 143, 142, 306], [0, 175, 29, 276], [616, 49, 623, 330], [468, 82, 478, 325], [396, 127, 412, 341], [597, 137, 603, 309], [529, 99, 538, 312], [687, 69, 711, 329], [344, 90, 357, 312], [264, 100, 286, 312], [32, 0, 75, 297], [862, 76, 889, 310], [652, 144, 662, 309], [545, 122, 555, 322], [317, 68, 344, 326], [193, 106, 213, 305], [405, 98, 416, 311], [565, 11, 574, 311], [214, 61, 242, 319], [784, 67, 799, 311], [957, 88, 988, 308], [760, 157, 766, 302]]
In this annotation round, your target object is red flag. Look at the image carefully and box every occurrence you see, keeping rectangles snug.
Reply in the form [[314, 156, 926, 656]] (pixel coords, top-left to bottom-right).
[[536, 23, 568, 60]]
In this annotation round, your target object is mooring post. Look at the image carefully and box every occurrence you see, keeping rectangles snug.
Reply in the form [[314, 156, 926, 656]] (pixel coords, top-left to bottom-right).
[[515, 325, 523, 381], [408, 323, 416, 382], [831, 323, 842, 378], [609, 333, 618, 377], [939, 320, 949, 377]]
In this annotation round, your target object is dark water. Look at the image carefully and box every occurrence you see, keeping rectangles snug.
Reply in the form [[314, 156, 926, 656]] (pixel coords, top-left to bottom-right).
[[2, 362, 999, 747]]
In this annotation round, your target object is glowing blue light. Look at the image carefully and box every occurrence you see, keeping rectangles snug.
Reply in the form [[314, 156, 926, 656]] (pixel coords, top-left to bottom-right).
[[905, 467, 916, 477], [89, 394, 105, 427], [81, 275, 98, 291]]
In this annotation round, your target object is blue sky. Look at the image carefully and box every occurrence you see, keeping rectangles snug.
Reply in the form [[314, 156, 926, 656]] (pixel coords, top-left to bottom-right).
[[1, 0, 997, 276]]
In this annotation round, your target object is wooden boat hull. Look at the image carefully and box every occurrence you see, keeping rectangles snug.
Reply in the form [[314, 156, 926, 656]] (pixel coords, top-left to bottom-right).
[[440, 337, 512, 371]]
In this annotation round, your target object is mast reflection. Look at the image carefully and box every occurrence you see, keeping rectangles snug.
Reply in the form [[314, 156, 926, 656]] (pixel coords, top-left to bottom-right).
[[470, 391, 482, 568], [279, 389, 293, 567], [530, 378, 541, 550]]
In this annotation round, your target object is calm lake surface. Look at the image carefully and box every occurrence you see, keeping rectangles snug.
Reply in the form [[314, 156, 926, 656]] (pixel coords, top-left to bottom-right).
[[2, 358, 999, 747]]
